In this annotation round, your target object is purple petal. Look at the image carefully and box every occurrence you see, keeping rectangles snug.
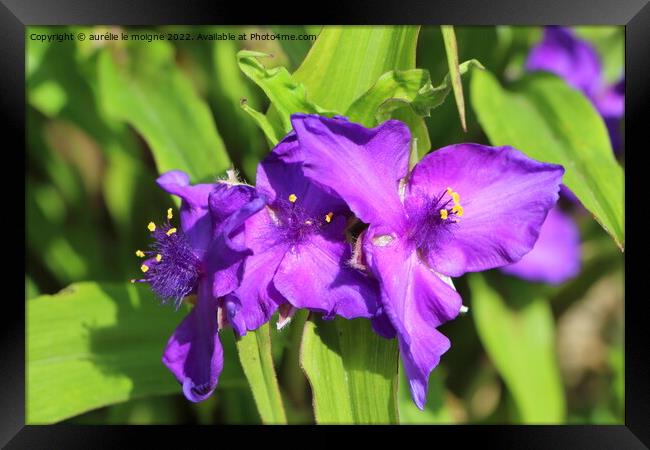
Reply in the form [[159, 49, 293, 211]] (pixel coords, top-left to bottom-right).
[[501, 206, 581, 284], [227, 209, 285, 336], [157, 170, 215, 253], [256, 132, 347, 218], [406, 143, 563, 277], [162, 279, 223, 402], [526, 26, 602, 98], [595, 78, 625, 119], [364, 230, 461, 409], [273, 215, 379, 320], [291, 114, 411, 232]]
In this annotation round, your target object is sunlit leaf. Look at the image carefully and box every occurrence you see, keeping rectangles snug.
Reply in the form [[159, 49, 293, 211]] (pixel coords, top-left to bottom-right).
[[470, 69, 624, 249]]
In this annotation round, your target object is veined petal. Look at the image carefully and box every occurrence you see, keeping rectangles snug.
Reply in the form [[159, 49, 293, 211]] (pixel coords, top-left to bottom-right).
[[227, 209, 285, 336], [364, 230, 461, 409], [292, 114, 410, 232], [256, 132, 347, 217], [162, 279, 223, 402], [157, 170, 215, 253], [526, 26, 602, 98], [406, 143, 563, 277], [273, 216, 379, 319], [501, 205, 581, 284]]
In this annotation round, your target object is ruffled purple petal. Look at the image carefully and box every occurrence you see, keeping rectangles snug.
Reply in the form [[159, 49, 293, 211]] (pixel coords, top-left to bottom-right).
[[406, 143, 563, 277], [364, 228, 461, 409], [526, 26, 602, 98], [226, 209, 285, 336], [162, 279, 223, 402], [256, 132, 347, 218], [204, 183, 266, 298], [500, 206, 581, 284], [292, 114, 411, 232], [273, 215, 379, 319], [157, 170, 215, 253]]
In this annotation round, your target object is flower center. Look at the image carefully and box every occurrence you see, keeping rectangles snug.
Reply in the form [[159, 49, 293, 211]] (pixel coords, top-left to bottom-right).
[[270, 193, 334, 247], [132, 209, 202, 308], [408, 186, 464, 257]]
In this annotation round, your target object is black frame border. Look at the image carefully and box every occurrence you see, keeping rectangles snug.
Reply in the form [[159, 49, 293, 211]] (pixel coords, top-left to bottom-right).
[[6, 0, 649, 447]]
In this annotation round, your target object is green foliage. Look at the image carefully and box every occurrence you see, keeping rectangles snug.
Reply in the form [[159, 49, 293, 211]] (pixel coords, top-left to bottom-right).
[[469, 274, 566, 423], [441, 26, 469, 131], [235, 323, 288, 424], [300, 316, 399, 423], [97, 37, 231, 182], [470, 69, 624, 249], [27, 282, 187, 423]]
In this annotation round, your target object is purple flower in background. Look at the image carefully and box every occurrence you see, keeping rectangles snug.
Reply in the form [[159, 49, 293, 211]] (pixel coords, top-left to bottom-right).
[[134, 170, 264, 402], [526, 26, 624, 150], [290, 114, 564, 409], [500, 205, 581, 284], [224, 132, 379, 336]]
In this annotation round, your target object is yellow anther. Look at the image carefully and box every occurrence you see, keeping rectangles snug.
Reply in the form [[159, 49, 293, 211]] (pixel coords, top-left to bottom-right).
[[140, 264, 149, 273], [446, 187, 453, 195], [325, 212, 334, 223], [156, 254, 162, 262], [288, 194, 297, 203], [439, 209, 449, 220], [135, 250, 145, 258], [166, 227, 177, 236], [167, 208, 173, 220], [147, 222, 156, 232], [451, 204, 464, 217], [451, 192, 460, 204]]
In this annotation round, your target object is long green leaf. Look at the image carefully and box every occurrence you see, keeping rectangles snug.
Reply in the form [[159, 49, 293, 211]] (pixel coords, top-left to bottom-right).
[[441, 26, 468, 131], [300, 316, 399, 423], [27, 282, 187, 423], [98, 38, 231, 182], [235, 323, 287, 424], [469, 274, 566, 423], [470, 69, 624, 249]]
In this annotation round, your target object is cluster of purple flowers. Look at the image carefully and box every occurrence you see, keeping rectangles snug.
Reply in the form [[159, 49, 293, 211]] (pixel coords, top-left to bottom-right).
[[135, 114, 566, 409], [133, 26, 623, 410]]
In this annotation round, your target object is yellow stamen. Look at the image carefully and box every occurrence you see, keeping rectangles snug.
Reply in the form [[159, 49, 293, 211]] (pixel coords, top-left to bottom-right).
[[147, 222, 156, 232], [135, 250, 145, 258], [140, 264, 149, 273], [167, 208, 173, 220], [166, 227, 177, 236], [451, 204, 464, 217], [156, 254, 162, 262], [439, 209, 448, 220], [325, 212, 334, 223], [288, 194, 297, 203], [451, 192, 460, 204], [446, 187, 453, 196]]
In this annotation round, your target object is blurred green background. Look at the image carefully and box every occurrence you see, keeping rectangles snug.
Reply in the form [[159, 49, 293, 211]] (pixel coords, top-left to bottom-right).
[[26, 25, 624, 424]]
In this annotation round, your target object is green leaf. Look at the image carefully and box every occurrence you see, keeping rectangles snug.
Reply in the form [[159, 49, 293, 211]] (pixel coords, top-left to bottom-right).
[[98, 39, 231, 182], [346, 60, 484, 127], [441, 26, 468, 131], [27, 282, 188, 423], [236, 50, 335, 137], [300, 316, 399, 424], [470, 69, 624, 249], [468, 274, 566, 423], [235, 323, 288, 424]]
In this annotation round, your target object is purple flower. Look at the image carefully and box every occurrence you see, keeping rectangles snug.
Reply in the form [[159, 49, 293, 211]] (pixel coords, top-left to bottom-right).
[[224, 132, 380, 336], [290, 114, 564, 409], [134, 170, 264, 402], [500, 205, 581, 284], [526, 26, 624, 150]]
